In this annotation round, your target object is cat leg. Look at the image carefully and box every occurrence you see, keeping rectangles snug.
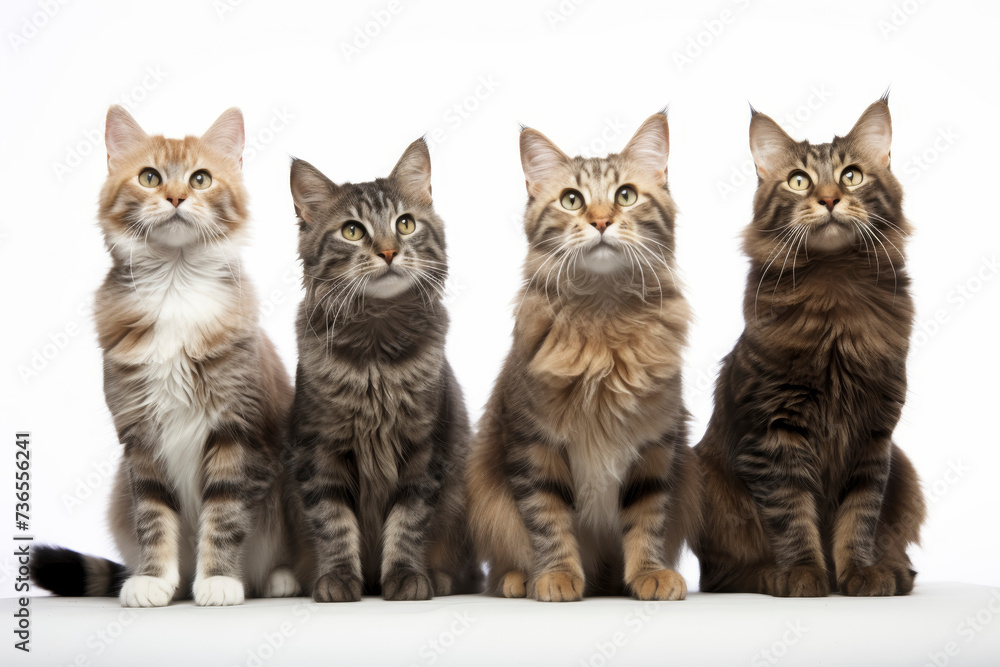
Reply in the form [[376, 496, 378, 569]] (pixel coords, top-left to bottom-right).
[[620, 439, 689, 601], [296, 440, 362, 602], [192, 425, 273, 606], [509, 441, 584, 602], [118, 436, 182, 608], [734, 426, 828, 597], [835, 442, 925, 596], [264, 567, 302, 598], [466, 430, 533, 598]]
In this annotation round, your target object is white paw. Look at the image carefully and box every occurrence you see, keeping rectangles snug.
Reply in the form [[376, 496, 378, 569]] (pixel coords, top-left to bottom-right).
[[193, 575, 245, 606], [264, 567, 302, 598], [120, 575, 176, 608]]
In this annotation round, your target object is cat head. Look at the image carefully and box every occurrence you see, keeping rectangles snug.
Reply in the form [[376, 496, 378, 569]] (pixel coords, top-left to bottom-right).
[[290, 139, 447, 306], [518, 113, 677, 299], [746, 97, 907, 262], [98, 105, 248, 251]]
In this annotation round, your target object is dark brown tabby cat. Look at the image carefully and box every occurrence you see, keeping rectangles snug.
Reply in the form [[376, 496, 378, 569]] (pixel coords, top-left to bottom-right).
[[467, 113, 701, 602], [288, 139, 480, 602], [32, 106, 305, 606], [693, 97, 926, 597]]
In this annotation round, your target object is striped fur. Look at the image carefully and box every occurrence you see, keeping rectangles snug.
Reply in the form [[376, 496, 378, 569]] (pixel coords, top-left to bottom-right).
[[32, 106, 307, 607], [693, 98, 926, 597], [288, 139, 481, 602], [467, 114, 701, 601]]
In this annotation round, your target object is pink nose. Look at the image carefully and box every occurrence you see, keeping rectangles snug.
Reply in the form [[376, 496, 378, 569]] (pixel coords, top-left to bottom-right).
[[167, 197, 185, 208], [378, 249, 397, 264], [820, 197, 839, 211], [591, 219, 611, 233]]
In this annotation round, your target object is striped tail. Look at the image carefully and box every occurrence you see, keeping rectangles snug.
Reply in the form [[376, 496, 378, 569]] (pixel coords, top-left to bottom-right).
[[30, 545, 128, 597]]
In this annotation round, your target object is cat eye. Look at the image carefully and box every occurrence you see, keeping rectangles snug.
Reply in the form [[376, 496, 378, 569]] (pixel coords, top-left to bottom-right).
[[138, 168, 161, 188], [787, 171, 812, 191], [189, 170, 212, 190], [560, 189, 584, 211], [396, 214, 416, 235], [341, 221, 367, 241], [616, 185, 638, 207], [840, 165, 864, 187]]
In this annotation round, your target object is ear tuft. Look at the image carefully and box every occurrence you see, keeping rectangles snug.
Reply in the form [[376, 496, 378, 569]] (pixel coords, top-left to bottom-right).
[[749, 112, 797, 178], [105, 105, 147, 167], [202, 107, 245, 168], [290, 159, 338, 226], [846, 99, 892, 167], [389, 138, 432, 205], [519, 128, 570, 197], [622, 112, 670, 187]]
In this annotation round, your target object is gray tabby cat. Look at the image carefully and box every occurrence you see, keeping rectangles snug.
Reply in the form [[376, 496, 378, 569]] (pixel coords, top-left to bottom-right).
[[31, 105, 306, 607], [288, 139, 480, 601]]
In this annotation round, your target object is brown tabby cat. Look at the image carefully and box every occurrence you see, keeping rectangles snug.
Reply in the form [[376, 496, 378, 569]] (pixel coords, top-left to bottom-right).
[[288, 139, 480, 602], [693, 97, 926, 597], [467, 113, 701, 602], [31, 106, 305, 606]]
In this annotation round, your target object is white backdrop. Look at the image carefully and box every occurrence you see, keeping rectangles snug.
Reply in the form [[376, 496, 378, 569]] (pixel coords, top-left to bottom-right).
[[1, 0, 997, 595]]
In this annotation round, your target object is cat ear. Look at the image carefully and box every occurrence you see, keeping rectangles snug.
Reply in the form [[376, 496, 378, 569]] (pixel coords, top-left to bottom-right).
[[749, 110, 798, 179], [105, 105, 147, 167], [290, 159, 339, 226], [520, 128, 571, 198], [202, 107, 246, 168], [845, 99, 892, 167], [621, 112, 670, 187], [389, 138, 432, 205]]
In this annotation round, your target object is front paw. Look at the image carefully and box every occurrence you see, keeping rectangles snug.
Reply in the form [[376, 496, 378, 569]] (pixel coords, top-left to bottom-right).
[[500, 570, 528, 598], [265, 567, 302, 598], [194, 575, 245, 606], [629, 569, 687, 601], [534, 570, 584, 602], [120, 575, 176, 608], [768, 565, 830, 598], [383, 569, 433, 601], [313, 572, 362, 603], [839, 563, 899, 596]]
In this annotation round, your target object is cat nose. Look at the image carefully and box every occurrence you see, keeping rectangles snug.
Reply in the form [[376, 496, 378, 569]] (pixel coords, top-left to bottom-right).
[[377, 249, 397, 265], [167, 196, 185, 208], [819, 197, 840, 211], [590, 219, 612, 234]]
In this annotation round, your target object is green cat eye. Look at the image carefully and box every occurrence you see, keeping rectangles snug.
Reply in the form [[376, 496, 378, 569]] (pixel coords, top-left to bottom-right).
[[342, 221, 367, 241], [138, 168, 161, 188], [190, 170, 212, 190], [560, 189, 584, 211], [787, 171, 812, 191], [840, 165, 863, 187], [396, 214, 416, 235], [616, 185, 638, 207]]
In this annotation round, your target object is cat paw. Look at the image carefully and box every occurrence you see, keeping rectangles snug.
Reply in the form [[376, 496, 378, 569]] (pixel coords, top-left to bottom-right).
[[383, 569, 433, 601], [193, 575, 245, 606], [264, 567, 302, 598], [120, 575, 176, 608], [629, 569, 687, 601], [534, 571, 583, 602], [500, 570, 528, 598], [839, 563, 899, 597], [431, 571, 454, 597], [769, 566, 830, 598], [313, 572, 362, 603]]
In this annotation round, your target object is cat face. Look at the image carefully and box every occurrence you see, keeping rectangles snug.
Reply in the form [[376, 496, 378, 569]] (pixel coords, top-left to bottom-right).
[[519, 114, 677, 294], [98, 106, 248, 250], [746, 98, 907, 261], [290, 139, 448, 304]]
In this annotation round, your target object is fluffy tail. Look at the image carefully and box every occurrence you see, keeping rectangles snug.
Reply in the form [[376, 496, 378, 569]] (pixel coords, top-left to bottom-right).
[[31, 545, 128, 597]]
